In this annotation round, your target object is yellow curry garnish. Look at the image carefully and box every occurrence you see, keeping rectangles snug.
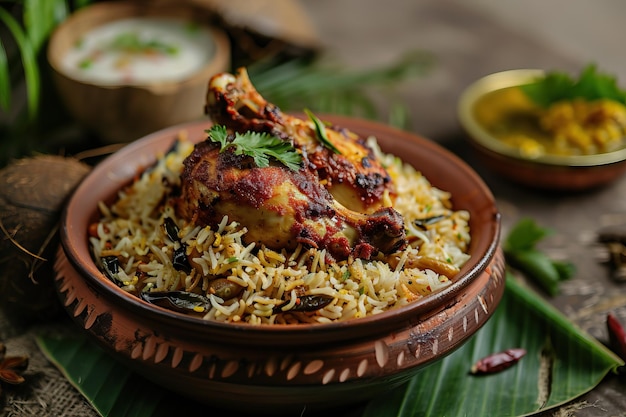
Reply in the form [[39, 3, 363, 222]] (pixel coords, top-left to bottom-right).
[[475, 64, 626, 158]]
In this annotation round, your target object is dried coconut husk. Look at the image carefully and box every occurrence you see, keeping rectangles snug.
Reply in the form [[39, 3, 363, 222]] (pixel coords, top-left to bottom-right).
[[151, 0, 321, 66], [202, 0, 320, 64], [0, 155, 91, 324]]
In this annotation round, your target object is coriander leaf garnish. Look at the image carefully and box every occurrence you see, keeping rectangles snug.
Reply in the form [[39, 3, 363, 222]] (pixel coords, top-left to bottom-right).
[[304, 108, 342, 154], [206, 125, 302, 171], [521, 64, 626, 108]]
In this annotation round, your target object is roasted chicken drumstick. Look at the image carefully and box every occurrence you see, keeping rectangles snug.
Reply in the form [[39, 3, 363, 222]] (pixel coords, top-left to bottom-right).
[[176, 68, 407, 261], [177, 139, 406, 261], [205, 68, 394, 214]]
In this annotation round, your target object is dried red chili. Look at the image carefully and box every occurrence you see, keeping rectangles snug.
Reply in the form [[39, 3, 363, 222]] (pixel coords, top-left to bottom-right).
[[606, 313, 626, 361], [470, 348, 527, 375]]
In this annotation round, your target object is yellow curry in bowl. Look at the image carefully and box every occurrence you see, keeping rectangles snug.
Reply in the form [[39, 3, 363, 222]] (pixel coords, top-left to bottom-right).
[[460, 67, 626, 167]]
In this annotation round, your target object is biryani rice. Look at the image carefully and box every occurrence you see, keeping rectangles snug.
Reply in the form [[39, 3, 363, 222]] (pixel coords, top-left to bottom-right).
[[90, 134, 471, 325]]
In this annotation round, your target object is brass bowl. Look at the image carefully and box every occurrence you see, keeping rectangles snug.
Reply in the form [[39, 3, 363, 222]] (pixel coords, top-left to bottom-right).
[[47, 1, 230, 143], [458, 69, 626, 191], [56, 116, 504, 414]]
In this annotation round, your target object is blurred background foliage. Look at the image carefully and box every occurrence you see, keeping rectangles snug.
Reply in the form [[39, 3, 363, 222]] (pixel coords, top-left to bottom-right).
[[0, 0, 433, 168], [0, 0, 92, 167]]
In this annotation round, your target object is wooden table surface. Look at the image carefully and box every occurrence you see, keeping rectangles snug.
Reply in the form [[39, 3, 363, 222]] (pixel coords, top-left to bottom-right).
[[301, 0, 626, 415]]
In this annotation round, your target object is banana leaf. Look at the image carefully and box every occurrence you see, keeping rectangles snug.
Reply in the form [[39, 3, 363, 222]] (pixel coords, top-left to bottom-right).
[[36, 331, 202, 417], [36, 273, 623, 417], [362, 274, 623, 417]]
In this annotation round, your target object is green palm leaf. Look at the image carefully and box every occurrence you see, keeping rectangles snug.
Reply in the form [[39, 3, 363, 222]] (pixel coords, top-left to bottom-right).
[[36, 273, 622, 417], [24, 0, 69, 52], [247, 52, 433, 128], [0, 38, 10, 110], [0, 6, 40, 120]]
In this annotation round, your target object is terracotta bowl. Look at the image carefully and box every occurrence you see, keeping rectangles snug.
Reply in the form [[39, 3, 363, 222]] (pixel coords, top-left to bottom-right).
[[47, 1, 230, 143], [56, 116, 504, 414], [458, 69, 626, 191]]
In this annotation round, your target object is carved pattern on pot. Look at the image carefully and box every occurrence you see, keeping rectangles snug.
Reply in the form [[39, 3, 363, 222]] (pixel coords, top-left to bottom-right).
[[54, 245, 506, 388]]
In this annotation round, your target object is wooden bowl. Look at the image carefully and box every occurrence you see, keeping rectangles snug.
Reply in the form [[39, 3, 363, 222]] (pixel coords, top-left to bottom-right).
[[55, 116, 504, 414], [47, 1, 230, 143], [458, 69, 626, 191]]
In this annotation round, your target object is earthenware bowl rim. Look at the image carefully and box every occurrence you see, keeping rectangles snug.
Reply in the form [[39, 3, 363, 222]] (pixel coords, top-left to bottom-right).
[[458, 68, 626, 167], [60, 115, 500, 341]]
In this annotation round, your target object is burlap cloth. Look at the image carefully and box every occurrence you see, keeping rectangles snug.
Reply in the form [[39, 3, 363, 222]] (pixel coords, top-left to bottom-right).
[[0, 315, 96, 417]]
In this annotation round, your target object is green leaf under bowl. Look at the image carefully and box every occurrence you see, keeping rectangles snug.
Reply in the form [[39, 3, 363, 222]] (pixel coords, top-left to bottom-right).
[[35, 332, 199, 417], [362, 274, 623, 417], [36, 274, 623, 417]]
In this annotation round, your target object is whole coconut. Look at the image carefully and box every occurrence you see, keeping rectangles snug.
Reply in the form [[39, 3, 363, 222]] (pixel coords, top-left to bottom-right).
[[0, 155, 91, 324]]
